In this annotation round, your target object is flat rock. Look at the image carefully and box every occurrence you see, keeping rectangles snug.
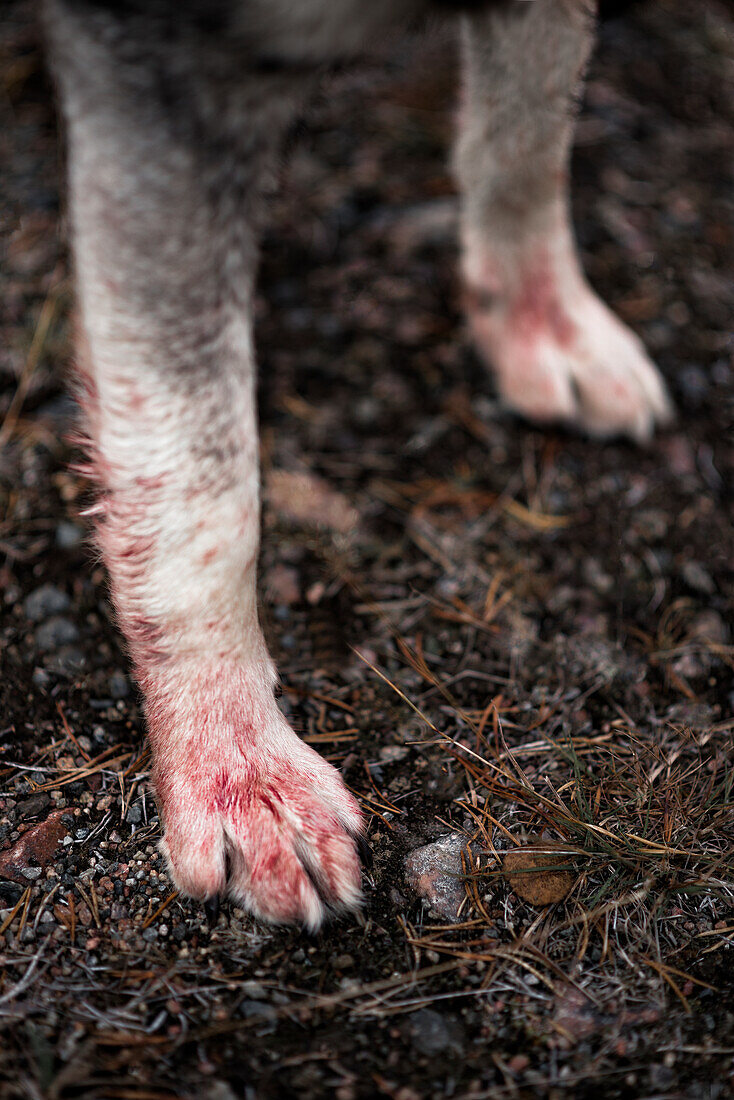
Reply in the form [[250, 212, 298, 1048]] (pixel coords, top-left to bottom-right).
[[404, 834, 469, 921], [407, 1007, 464, 1057], [0, 809, 70, 883], [15, 792, 51, 819], [553, 986, 602, 1047]]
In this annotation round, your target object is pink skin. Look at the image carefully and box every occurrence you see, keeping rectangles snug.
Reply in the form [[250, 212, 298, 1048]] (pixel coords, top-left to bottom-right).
[[465, 247, 580, 422], [463, 234, 673, 439], [505, 265, 577, 351]]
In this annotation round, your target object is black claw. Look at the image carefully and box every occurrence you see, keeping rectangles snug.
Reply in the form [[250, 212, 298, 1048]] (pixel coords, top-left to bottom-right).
[[293, 837, 331, 909], [204, 896, 221, 927], [356, 833, 373, 870]]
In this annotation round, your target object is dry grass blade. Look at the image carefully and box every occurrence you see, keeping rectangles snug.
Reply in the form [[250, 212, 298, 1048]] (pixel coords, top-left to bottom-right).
[[0, 274, 65, 451], [357, 633, 734, 1023]]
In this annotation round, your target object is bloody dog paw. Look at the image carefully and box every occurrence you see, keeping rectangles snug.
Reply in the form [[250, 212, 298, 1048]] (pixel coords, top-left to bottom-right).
[[146, 663, 364, 929]]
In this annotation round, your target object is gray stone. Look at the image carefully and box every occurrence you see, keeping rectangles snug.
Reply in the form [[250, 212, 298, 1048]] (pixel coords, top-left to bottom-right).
[[681, 561, 715, 595], [109, 671, 130, 699], [35, 616, 79, 651], [55, 522, 84, 550], [44, 646, 86, 675], [404, 834, 469, 921], [200, 1084, 239, 1100], [32, 667, 51, 689], [24, 584, 70, 622], [239, 1001, 278, 1022], [16, 793, 51, 818], [408, 1008, 464, 1057]]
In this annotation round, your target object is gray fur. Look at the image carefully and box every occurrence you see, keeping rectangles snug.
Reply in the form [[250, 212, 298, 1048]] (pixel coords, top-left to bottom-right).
[[456, 0, 596, 237]]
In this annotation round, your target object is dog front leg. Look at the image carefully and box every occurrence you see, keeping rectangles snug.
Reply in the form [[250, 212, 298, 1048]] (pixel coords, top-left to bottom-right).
[[46, 1, 363, 927]]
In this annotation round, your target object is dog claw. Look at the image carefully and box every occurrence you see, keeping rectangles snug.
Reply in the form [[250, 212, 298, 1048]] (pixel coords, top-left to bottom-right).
[[356, 833, 373, 870], [204, 896, 221, 926]]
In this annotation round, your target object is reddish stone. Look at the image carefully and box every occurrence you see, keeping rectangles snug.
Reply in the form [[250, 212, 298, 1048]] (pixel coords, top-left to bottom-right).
[[0, 809, 69, 883], [553, 986, 601, 1046]]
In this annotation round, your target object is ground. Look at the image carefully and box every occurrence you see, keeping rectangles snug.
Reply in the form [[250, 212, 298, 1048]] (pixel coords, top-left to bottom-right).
[[1, 1, 733, 1097]]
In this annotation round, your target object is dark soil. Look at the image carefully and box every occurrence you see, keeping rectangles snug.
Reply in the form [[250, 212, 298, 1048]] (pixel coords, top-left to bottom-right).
[[1, 1, 733, 1097]]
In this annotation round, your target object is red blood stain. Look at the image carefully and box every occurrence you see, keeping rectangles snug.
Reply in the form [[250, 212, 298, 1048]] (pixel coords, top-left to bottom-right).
[[69, 322, 173, 669], [509, 260, 576, 349], [125, 386, 147, 414]]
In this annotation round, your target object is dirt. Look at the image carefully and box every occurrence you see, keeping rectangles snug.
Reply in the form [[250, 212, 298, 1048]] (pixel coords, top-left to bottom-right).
[[1, 1, 733, 1097]]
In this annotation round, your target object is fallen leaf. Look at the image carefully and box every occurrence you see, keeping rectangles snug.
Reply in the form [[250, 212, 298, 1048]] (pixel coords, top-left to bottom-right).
[[502, 839, 575, 905], [266, 469, 358, 535]]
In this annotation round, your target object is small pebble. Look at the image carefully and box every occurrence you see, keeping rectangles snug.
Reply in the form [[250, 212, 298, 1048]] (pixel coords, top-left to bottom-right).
[[32, 667, 51, 689], [404, 834, 469, 921], [408, 1008, 464, 1057], [109, 670, 130, 699], [681, 561, 715, 595], [55, 522, 84, 550], [35, 616, 79, 651], [23, 584, 70, 622]]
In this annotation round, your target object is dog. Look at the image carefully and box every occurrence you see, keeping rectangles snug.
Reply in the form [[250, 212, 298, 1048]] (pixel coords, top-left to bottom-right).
[[42, 0, 671, 929]]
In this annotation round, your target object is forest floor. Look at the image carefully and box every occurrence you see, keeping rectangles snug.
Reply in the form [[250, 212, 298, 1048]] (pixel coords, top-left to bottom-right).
[[1, 1, 733, 1097]]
